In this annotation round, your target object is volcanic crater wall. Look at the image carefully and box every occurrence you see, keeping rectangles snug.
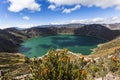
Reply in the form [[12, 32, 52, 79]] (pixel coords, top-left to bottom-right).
[[0, 24, 120, 52]]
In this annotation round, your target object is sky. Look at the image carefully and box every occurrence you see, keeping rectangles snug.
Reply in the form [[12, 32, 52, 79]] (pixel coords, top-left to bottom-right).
[[0, 0, 120, 29]]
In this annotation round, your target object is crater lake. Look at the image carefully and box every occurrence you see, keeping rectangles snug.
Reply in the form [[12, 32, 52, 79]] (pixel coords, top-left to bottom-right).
[[19, 35, 106, 58]]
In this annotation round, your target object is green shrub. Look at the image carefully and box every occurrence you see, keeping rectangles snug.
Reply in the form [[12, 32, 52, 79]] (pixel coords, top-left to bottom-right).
[[30, 48, 88, 80]]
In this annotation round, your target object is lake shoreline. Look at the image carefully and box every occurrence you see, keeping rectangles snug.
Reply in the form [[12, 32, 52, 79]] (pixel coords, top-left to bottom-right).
[[19, 35, 106, 58]]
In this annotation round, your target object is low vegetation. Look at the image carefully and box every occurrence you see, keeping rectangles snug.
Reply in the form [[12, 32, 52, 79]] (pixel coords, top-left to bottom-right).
[[30, 48, 120, 80]]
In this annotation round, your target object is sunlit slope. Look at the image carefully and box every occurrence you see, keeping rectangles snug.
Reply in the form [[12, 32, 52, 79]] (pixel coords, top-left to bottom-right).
[[91, 37, 120, 57]]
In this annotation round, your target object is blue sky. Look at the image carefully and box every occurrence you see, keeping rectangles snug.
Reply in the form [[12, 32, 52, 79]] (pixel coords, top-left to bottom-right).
[[0, 0, 120, 28]]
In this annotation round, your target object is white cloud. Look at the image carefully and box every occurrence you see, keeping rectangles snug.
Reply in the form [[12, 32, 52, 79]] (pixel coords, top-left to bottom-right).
[[48, 0, 120, 10], [0, 24, 39, 29], [62, 5, 80, 13], [23, 16, 30, 20], [49, 17, 120, 25], [0, 24, 11, 29], [116, 5, 120, 10], [17, 24, 38, 28], [48, 5, 56, 10], [8, 0, 41, 12], [71, 17, 120, 24], [48, 0, 81, 6], [112, 16, 119, 20]]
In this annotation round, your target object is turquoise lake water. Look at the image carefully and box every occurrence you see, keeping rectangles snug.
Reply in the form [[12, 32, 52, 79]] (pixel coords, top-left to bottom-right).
[[19, 35, 106, 58]]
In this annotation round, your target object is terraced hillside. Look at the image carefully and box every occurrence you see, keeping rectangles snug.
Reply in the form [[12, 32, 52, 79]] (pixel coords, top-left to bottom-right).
[[0, 53, 30, 79]]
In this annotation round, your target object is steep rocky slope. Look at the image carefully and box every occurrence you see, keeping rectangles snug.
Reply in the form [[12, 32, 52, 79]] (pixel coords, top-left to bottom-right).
[[74, 24, 120, 40], [0, 28, 28, 52]]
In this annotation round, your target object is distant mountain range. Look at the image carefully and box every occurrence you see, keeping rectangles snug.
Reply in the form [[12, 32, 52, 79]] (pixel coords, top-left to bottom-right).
[[29, 23, 120, 30], [35, 23, 85, 28], [104, 23, 120, 30], [9, 23, 120, 30]]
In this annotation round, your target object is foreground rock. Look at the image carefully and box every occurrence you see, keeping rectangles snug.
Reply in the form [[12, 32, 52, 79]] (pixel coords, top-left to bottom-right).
[[95, 73, 120, 80]]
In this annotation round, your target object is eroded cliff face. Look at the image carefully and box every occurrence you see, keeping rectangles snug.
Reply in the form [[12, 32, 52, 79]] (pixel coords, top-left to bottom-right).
[[21, 27, 57, 37], [0, 24, 120, 53]]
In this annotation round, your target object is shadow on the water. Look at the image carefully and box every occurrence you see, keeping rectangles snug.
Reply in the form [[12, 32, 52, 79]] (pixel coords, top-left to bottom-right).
[[50, 36, 105, 47], [38, 44, 57, 49], [37, 36, 103, 50], [19, 47, 32, 53]]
